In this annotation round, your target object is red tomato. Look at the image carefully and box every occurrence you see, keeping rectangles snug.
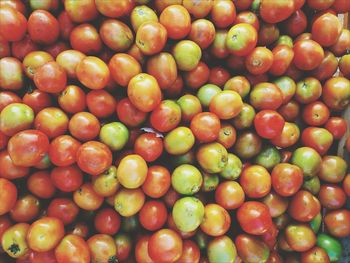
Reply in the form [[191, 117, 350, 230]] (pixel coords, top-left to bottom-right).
[[176, 240, 200, 263], [55, 234, 90, 263], [50, 165, 83, 192], [142, 165, 171, 198], [271, 163, 303, 197], [64, 0, 98, 23], [318, 184, 346, 210], [34, 107, 68, 139], [0, 149, 29, 180], [302, 101, 330, 126], [116, 98, 148, 128], [95, 0, 134, 18], [94, 208, 121, 235], [189, 20, 215, 49], [86, 90, 116, 118], [324, 209, 350, 238], [100, 19, 133, 52], [0, 178, 17, 216], [0, 91, 21, 112], [250, 82, 283, 110], [260, 0, 295, 23], [211, 0, 236, 28], [28, 10, 59, 45], [190, 112, 221, 143], [109, 53, 141, 87], [22, 89, 52, 114], [237, 201, 273, 235], [150, 100, 181, 132], [254, 110, 285, 139], [245, 47, 273, 75], [312, 13, 342, 47], [209, 67, 230, 87], [160, 5, 191, 39], [240, 165, 272, 198], [324, 117, 348, 140], [27, 171, 55, 199], [269, 45, 295, 76], [0, 7, 27, 42], [139, 200, 168, 231], [73, 183, 104, 211], [68, 112, 100, 142], [183, 61, 210, 90], [301, 127, 333, 155], [215, 181, 245, 210], [11, 34, 39, 61], [58, 85, 86, 114], [135, 235, 154, 263], [293, 40, 324, 70], [49, 135, 81, 167], [134, 133, 164, 162], [136, 22, 167, 56], [70, 23, 102, 55], [47, 198, 79, 225], [288, 190, 321, 222], [34, 61, 67, 94]]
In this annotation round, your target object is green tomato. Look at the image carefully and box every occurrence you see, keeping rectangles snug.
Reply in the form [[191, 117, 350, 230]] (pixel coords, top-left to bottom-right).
[[273, 76, 296, 103], [172, 197, 204, 232], [172, 40, 202, 71], [99, 122, 129, 151], [201, 173, 219, 192], [164, 126, 195, 155], [303, 176, 321, 195], [29, 0, 54, 10], [197, 142, 228, 174], [232, 103, 256, 130], [255, 146, 281, 170], [196, 84, 221, 108], [220, 153, 242, 180], [0, 103, 34, 136], [131, 5, 158, 31], [317, 233, 343, 262], [275, 35, 294, 48], [309, 213, 322, 233], [171, 164, 203, 195], [207, 236, 237, 263], [291, 147, 322, 178]]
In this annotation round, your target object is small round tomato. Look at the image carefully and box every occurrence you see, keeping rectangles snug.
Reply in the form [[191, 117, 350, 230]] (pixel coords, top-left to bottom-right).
[[172, 197, 204, 232], [258, 22, 280, 46], [26, 171, 55, 199], [114, 188, 145, 217], [27, 217, 65, 252], [134, 133, 163, 162], [302, 101, 330, 126], [250, 82, 283, 110], [139, 200, 167, 231], [22, 89, 52, 114], [301, 246, 330, 263], [0, 57, 24, 90], [0, 103, 34, 136], [160, 5, 191, 39], [0, 92, 21, 112], [49, 135, 81, 167], [34, 107, 68, 139], [285, 224, 316, 252], [197, 142, 228, 174], [209, 90, 243, 120], [33, 61, 67, 94], [184, 62, 210, 90], [76, 56, 110, 90], [224, 76, 251, 98], [339, 54, 350, 77], [136, 22, 167, 55], [211, 0, 236, 28], [262, 191, 288, 218], [135, 235, 154, 263], [95, 0, 133, 18], [236, 234, 270, 263], [58, 85, 86, 114], [278, 100, 300, 122], [330, 28, 350, 56], [55, 234, 90, 263], [318, 184, 346, 210], [76, 141, 112, 176], [109, 53, 141, 87], [56, 50, 86, 79], [173, 40, 202, 71], [260, 0, 294, 23], [254, 110, 285, 139], [0, 178, 17, 216], [291, 147, 322, 177], [0, 7, 27, 42], [0, 150, 29, 180], [150, 100, 181, 132], [189, 19, 215, 49], [269, 45, 295, 76], [177, 94, 202, 122], [28, 10, 59, 45], [92, 165, 119, 197], [271, 163, 303, 197], [23, 51, 54, 79], [232, 103, 256, 129], [234, 131, 262, 159], [116, 98, 147, 128], [283, 9, 307, 37], [245, 47, 273, 75], [100, 19, 133, 52], [94, 208, 121, 235], [86, 90, 116, 118], [226, 23, 257, 56], [171, 164, 202, 195], [117, 154, 147, 189], [131, 5, 158, 32], [50, 165, 83, 192], [73, 183, 103, 211], [8, 130, 49, 167], [148, 229, 183, 263], [293, 40, 324, 70], [312, 13, 342, 47], [128, 73, 162, 113], [69, 112, 100, 141], [87, 234, 117, 263], [237, 201, 272, 235], [164, 126, 195, 155], [64, 0, 98, 22], [311, 51, 338, 81], [142, 165, 171, 198], [200, 204, 230, 237], [10, 194, 40, 223], [301, 127, 333, 156], [207, 235, 237, 263], [211, 30, 229, 59], [1, 223, 29, 258], [295, 77, 322, 104], [190, 112, 220, 143], [215, 181, 245, 210], [47, 198, 79, 225], [325, 117, 348, 140], [324, 209, 350, 238], [289, 190, 321, 222], [322, 77, 350, 111], [240, 165, 271, 198]]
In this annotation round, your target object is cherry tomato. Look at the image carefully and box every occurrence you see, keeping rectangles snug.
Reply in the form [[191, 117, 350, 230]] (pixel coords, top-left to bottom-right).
[[260, 0, 295, 23], [116, 98, 148, 128], [95, 0, 134, 18], [207, 235, 237, 263], [117, 154, 148, 189], [235, 234, 270, 263], [271, 163, 303, 196], [254, 110, 285, 139], [150, 100, 181, 132], [301, 246, 330, 263], [64, 0, 98, 23], [200, 204, 230, 237], [142, 165, 171, 198], [240, 165, 271, 198], [293, 40, 324, 70], [250, 82, 283, 110], [109, 53, 141, 87], [114, 188, 145, 217], [285, 223, 316, 252], [312, 13, 341, 47], [139, 200, 168, 231], [173, 40, 202, 71]]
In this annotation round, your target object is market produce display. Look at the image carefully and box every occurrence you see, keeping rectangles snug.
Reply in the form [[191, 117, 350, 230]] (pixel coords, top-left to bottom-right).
[[0, 0, 350, 262]]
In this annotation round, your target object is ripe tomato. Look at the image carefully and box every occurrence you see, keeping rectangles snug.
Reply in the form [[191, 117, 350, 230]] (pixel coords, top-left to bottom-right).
[[269, 45, 294, 76], [235, 11, 260, 30], [322, 77, 350, 111], [100, 19, 133, 52], [189, 19, 215, 50], [271, 163, 303, 196], [301, 246, 330, 263], [0, 178, 17, 216], [237, 201, 272, 235], [160, 5, 191, 39], [240, 165, 271, 198], [136, 22, 167, 55], [148, 229, 183, 263], [22, 89, 52, 115], [200, 204, 231, 236], [114, 188, 145, 217], [117, 154, 148, 189], [87, 234, 117, 263], [94, 208, 121, 235], [69, 23, 102, 55], [289, 190, 321, 222], [283, 9, 307, 37], [27, 217, 65, 252], [301, 127, 333, 155], [330, 29, 350, 56], [73, 182, 103, 211], [226, 23, 257, 56], [150, 100, 181, 132], [0, 7, 27, 42], [190, 112, 220, 142], [245, 47, 273, 75], [262, 192, 288, 218], [134, 133, 163, 162], [235, 234, 270, 263], [135, 235, 154, 263], [47, 198, 79, 226], [324, 117, 347, 140], [211, 0, 236, 28], [116, 98, 148, 128], [312, 13, 341, 47], [211, 30, 229, 59], [0, 57, 24, 90], [215, 181, 245, 210], [28, 10, 59, 45], [250, 82, 283, 110], [49, 135, 80, 167], [1, 223, 29, 258], [254, 110, 285, 139], [260, 0, 295, 23], [95, 0, 133, 18], [10, 194, 40, 223], [0, 150, 29, 180], [319, 155, 347, 183], [33, 61, 67, 94], [55, 234, 90, 263], [285, 224, 316, 252], [58, 85, 86, 114], [318, 184, 346, 210], [109, 53, 141, 87], [302, 101, 330, 126], [142, 165, 171, 198], [139, 200, 167, 231], [64, 0, 98, 23], [50, 165, 83, 192], [311, 51, 338, 81], [11, 34, 38, 61], [68, 112, 100, 141], [34, 107, 68, 138], [293, 40, 324, 70], [26, 171, 55, 199]]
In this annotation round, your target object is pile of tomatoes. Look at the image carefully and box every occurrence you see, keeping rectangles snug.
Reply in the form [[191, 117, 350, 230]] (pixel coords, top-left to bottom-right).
[[0, 0, 350, 262]]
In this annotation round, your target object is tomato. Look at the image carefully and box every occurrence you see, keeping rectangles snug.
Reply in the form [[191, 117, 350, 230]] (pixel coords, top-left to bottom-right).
[[33, 62, 67, 94], [108, 54, 141, 88], [28, 10, 59, 45], [57, 85, 86, 114], [69, 23, 101, 55], [0, 92, 21, 112], [99, 123, 129, 153], [188, 19, 215, 50], [291, 147, 322, 178], [312, 13, 341, 47], [234, 131, 262, 159], [55, 234, 90, 263], [139, 200, 167, 231], [1, 223, 29, 258], [92, 165, 119, 197], [131, 5, 158, 32], [197, 142, 228, 174], [171, 164, 202, 195], [0, 7, 27, 42], [164, 126, 195, 155], [339, 54, 350, 77], [301, 127, 333, 155], [301, 246, 330, 263], [324, 209, 350, 238], [51, 165, 83, 192], [258, 22, 280, 46], [148, 229, 183, 263], [172, 196, 204, 233], [183, 62, 209, 91], [211, 0, 236, 28], [68, 112, 100, 142], [136, 21, 167, 55], [209, 90, 243, 120], [217, 124, 237, 149], [173, 40, 202, 71], [114, 188, 145, 217], [302, 101, 330, 126], [254, 110, 285, 139], [235, 11, 259, 30], [310, 51, 338, 81], [0, 150, 29, 180], [330, 29, 350, 56], [117, 154, 147, 189], [232, 103, 256, 129], [22, 90, 51, 115], [0, 57, 24, 90], [64, 0, 98, 23], [100, 20, 133, 52], [223, 76, 250, 99], [285, 224, 316, 252], [93, 208, 120, 235], [318, 184, 346, 210], [245, 47, 273, 75], [159, 5, 191, 40], [207, 235, 237, 263], [237, 201, 272, 235], [260, 0, 295, 23], [226, 24, 257, 56], [57, 11, 75, 40], [269, 45, 295, 76], [56, 50, 85, 79], [150, 100, 181, 132], [211, 30, 229, 59], [235, 234, 270, 263], [34, 107, 68, 139], [283, 9, 307, 37], [254, 145, 281, 170], [116, 98, 147, 128], [250, 82, 283, 110], [240, 165, 271, 198], [322, 77, 350, 111], [95, 0, 133, 18], [27, 217, 64, 252], [49, 135, 80, 167], [271, 163, 303, 197], [189, 112, 220, 143], [135, 235, 154, 263], [87, 234, 117, 263], [293, 40, 324, 70], [215, 181, 244, 210], [73, 182, 103, 211], [200, 204, 230, 237], [317, 233, 343, 262], [47, 198, 79, 226], [142, 165, 171, 198], [23, 51, 54, 79], [288, 190, 321, 222], [9, 194, 39, 223]]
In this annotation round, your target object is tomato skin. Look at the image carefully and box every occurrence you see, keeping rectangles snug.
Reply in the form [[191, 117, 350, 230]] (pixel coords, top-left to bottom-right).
[[87, 234, 117, 263], [69, 23, 101, 55], [64, 0, 98, 23], [34, 107, 68, 139], [271, 163, 303, 197], [240, 165, 271, 198], [10, 194, 40, 223], [55, 234, 90, 263], [226, 23, 258, 57], [51, 165, 83, 193], [283, 9, 307, 37], [189, 19, 215, 50], [285, 224, 316, 252], [245, 47, 273, 75], [250, 82, 283, 110], [200, 204, 231, 237], [49, 135, 81, 167], [108, 54, 141, 88], [330, 29, 350, 56], [160, 5, 191, 40], [254, 110, 285, 139], [93, 208, 121, 235], [0, 178, 17, 216], [28, 10, 59, 45], [190, 112, 220, 143], [164, 126, 195, 155], [324, 209, 350, 238], [207, 235, 237, 263], [115, 188, 145, 217], [293, 40, 324, 70], [301, 127, 333, 156], [312, 13, 342, 47], [27, 217, 65, 253], [95, 0, 134, 18], [316, 233, 343, 262], [139, 200, 167, 231], [117, 154, 148, 189], [301, 246, 330, 263], [135, 235, 154, 263], [235, 234, 270, 263], [318, 184, 346, 210], [142, 165, 171, 198], [100, 20, 133, 52], [136, 22, 167, 55], [237, 201, 272, 235], [302, 101, 330, 126], [34, 61, 67, 94], [148, 229, 183, 263], [150, 100, 181, 132], [324, 117, 347, 140], [269, 45, 294, 76], [209, 90, 243, 120], [134, 133, 163, 162], [0, 57, 24, 90], [27, 171, 55, 199], [0, 7, 27, 42], [1, 223, 30, 258], [260, 0, 295, 23], [116, 98, 148, 128], [322, 77, 350, 111], [211, 0, 236, 28], [288, 190, 321, 222]]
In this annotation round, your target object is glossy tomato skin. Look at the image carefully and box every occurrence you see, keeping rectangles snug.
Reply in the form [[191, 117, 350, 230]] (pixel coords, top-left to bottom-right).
[[10, 194, 40, 223], [254, 110, 285, 139], [318, 184, 346, 210], [55, 234, 90, 263], [116, 98, 148, 128], [109, 53, 141, 87], [312, 13, 342, 47], [87, 234, 117, 263], [49, 135, 81, 167], [322, 77, 350, 111], [226, 23, 257, 57], [189, 19, 215, 50], [28, 10, 59, 45], [136, 22, 167, 55], [64, 0, 98, 23], [27, 171, 55, 199], [302, 101, 330, 126], [69, 23, 102, 55], [235, 234, 270, 263], [211, 0, 236, 28], [200, 204, 231, 237], [288, 190, 321, 222], [324, 209, 350, 238], [94, 208, 121, 235], [160, 5, 191, 39], [142, 165, 171, 198], [293, 40, 324, 70], [150, 100, 181, 132], [240, 165, 271, 198], [68, 112, 100, 141], [269, 45, 295, 76], [134, 133, 163, 162], [0, 57, 24, 90], [250, 82, 283, 110], [139, 200, 167, 231], [0, 7, 27, 42], [237, 201, 273, 235], [260, 0, 295, 23], [1, 223, 30, 258], [0, 150, 29, 180], [271, 163, 303, 196], [245, 47, 273, 75], [285, 224, 316, 252], [207, 235, 237, 263], [301, 127, 333, 156], [50, 165, 83, 192], [283, 9, 307, 37], [0, 178, 17, 216]]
